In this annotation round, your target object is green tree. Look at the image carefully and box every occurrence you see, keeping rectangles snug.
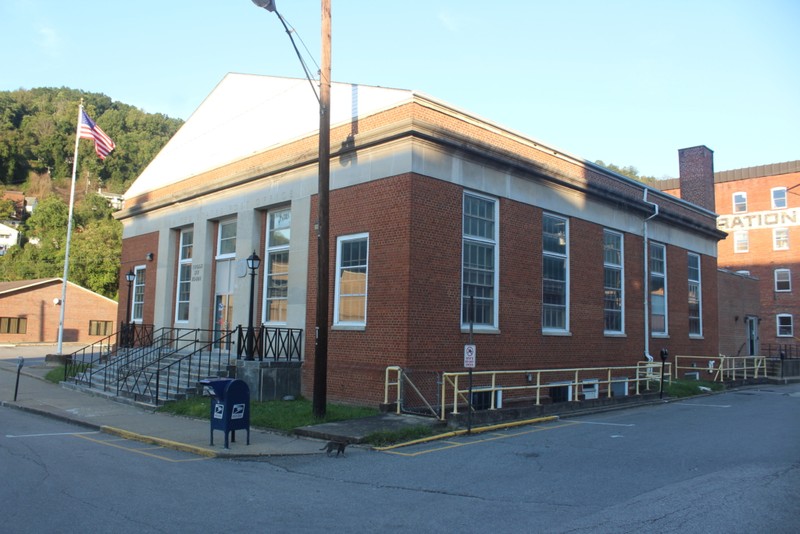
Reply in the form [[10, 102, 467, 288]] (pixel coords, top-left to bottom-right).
[[595, 160, 661, 185]]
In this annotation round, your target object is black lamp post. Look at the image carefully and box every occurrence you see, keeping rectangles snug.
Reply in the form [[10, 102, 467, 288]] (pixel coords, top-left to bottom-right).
[[245, 251, 261, 361], [659, 348, 669, 399], [124, 269, 135, 347]]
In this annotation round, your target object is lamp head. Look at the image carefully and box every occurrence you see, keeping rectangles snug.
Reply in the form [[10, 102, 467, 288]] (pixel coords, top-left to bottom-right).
[[126, 270, 136, 283], [252, 0, 276, 12], [247, 251, 261, 271]]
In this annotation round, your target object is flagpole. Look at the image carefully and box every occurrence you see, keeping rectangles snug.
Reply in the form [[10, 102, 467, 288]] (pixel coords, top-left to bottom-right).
[[57, 100, 83, 355]]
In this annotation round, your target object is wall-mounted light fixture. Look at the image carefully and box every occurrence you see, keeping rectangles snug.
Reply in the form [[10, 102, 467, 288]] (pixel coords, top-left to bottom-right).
[[146, 252, 154, 261]]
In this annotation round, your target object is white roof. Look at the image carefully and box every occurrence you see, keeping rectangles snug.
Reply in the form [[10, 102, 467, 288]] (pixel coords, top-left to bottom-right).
[[125, 73, 413, 200]]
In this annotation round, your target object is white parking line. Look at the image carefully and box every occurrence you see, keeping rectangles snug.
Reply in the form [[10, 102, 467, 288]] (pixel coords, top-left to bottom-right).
[[573, 421, 635, 427], [6, 431, 100, 438], [678, 402, 732, 408]]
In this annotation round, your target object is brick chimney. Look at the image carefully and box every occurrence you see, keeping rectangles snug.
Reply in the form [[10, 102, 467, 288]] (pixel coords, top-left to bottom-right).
[[678, 145, 715, 211]]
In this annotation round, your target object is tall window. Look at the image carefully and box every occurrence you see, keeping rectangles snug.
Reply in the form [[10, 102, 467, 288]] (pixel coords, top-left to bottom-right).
[[688, 253, 702, 336], [132, 266, 146, 322], [217, 218, 237, 258], [734, 230, 749, 253], [543, 214, 569, 332], [732, 192, 747, 213], [777, 314, 793, 337], [649, 243, 667, 335], [772, 187, 787, 209], [89, 320, 113, 336], [773, 228, 789, 250], [462, 192, 498, 328], [775, 269, 791, 292], [603, 229, 624, 334], [175, 228, 193, 322], [264, 209, 291, 323], [334, 233, 369, 326]]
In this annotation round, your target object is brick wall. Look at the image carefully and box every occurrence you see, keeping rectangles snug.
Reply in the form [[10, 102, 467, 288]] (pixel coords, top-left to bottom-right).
[[678, 146, 715, 212], [717, 270, 760, 356], [119, 232, 159, 326], [303, 174, 719, 405], [0, 281, 117, 343]]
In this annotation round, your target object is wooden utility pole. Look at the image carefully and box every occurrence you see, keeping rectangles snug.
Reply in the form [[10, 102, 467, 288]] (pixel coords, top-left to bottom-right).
[[313, 0, 331, 418]]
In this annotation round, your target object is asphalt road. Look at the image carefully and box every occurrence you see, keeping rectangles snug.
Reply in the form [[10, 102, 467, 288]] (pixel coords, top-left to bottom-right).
[[2, 382, 798, 533]]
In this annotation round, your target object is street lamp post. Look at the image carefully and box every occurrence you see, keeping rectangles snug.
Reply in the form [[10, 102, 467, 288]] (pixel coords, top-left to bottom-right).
[[252, 0, 332, 418], [124, 269, 135, 347], [245, 251, 261, 361]]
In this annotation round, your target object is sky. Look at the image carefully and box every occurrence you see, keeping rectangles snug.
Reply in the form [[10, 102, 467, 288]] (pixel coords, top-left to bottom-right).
[[1, 0, 798, 179]]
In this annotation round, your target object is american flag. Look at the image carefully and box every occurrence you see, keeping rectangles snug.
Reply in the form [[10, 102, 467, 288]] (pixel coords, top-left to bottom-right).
[[79, 109, 115, 160]]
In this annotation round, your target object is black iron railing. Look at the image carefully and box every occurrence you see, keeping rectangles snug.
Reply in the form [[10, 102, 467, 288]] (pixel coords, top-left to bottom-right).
[[763, 344, 800, 359], [236, 324, 303, 361]]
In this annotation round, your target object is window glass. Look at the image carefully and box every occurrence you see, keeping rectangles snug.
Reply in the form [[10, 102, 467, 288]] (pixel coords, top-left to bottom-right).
[[688, 253, 701, 336], [335, 234, 369, 325], [603, 230, 623, 333], [462, 193, 497, 327], [732, 192, 747, 213], [543, 214, 568, 331], [650, 243, 667, 334], [218, 219, 237, 257], [772, 187, 787, 209], [775, 269, 791, 292], [265, 209, 291, 323]]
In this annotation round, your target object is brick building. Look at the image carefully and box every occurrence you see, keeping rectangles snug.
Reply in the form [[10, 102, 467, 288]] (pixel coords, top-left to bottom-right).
[[117, 74, 724, 406], [0, 278, 118, 344], [662, 160, 800, 355]]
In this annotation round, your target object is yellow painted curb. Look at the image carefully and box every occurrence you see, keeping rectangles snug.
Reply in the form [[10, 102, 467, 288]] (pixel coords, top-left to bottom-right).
[[373, 415, 559, 451], [101, 425, 218, 458]]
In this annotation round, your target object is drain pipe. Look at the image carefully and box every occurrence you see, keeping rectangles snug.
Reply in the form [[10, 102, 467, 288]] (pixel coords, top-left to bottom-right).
[[642, 188, 659, 362]]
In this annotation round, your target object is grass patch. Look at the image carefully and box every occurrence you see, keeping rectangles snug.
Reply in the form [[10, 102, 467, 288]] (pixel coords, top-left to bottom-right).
[[46, 363, 91, 384], [659, 379, 724, 398], [158, 396, 379, 433]]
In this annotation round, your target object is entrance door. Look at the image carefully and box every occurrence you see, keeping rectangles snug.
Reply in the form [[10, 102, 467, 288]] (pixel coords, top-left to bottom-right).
[[213, 258, 235, 347], [746, 316, 759, 356]]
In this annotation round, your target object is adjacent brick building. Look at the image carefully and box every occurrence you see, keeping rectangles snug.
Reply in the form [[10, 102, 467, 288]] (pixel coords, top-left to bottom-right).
[[0, 278, 118, 344], [117, 73, 724, 406], [662, 160, 800, 355]]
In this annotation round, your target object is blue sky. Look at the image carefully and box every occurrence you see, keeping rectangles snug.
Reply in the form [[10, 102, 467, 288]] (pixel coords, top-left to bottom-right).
[[1, 0, 798, 178]]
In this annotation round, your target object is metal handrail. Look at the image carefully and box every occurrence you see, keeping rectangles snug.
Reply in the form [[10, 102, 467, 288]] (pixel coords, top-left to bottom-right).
[[673, 354, 766, 382], [426, 364, 672, 421], [235, 324, 304, 361]]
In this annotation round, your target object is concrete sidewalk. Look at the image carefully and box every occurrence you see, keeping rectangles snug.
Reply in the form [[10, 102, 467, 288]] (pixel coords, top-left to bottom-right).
[[0, 344, 437, 458]]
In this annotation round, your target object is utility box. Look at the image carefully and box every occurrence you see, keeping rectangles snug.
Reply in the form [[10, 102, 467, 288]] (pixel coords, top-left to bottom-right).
[[611, 377, 629, 397], [200, 378, 251, 449], [582, 379, 599, 400]]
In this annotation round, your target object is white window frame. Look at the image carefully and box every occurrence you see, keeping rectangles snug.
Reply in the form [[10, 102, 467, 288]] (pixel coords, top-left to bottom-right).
[[771, 187, 787, 209], [132, 265, 146, 323], [216, 218, 237, 259], [688, 253, 702, 337], [461, 192, 499, 330], [773, 228, 789, 251], [542, 213, 569, 333], [263, 208, 291, 324], [603, 229, 624, 335], [732, 192, 747, 213], [777, 314, 793, 337], [650, 242, 668, 336], [334, 233, 369, 328], [775, 268, 791, 292], [175, 228, 193, 323], [733, 230, 749, 253]]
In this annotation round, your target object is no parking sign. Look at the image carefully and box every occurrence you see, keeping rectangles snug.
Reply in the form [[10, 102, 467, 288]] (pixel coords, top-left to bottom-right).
[[464, 344, 476, 368]]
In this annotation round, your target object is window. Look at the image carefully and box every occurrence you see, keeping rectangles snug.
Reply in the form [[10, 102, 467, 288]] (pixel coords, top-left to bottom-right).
[[264, 209, 291, 323], [462, 192, 498, 328], [775, 269, 791, 292], [217, 219, 237, 258], [334, 233, 368, 326], [543, 214, 569, 332], [649, 242, 667, 335], [0, 317, 26, 334], [772, 187, 787, 209], [734, 230, 749, 253], [773, 228, 789, 250], [132, 266, 146, 322], [732, 192, 747, 213], [175, 229, 193, 322], [688, 253, 702, 336], [603, 229, 624, 334], [89, 320, 113, 336], [777, 314, 793, 337]]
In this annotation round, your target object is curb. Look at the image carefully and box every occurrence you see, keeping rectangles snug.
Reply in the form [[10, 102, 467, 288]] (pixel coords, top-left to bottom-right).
[[373, 415, 559, 451], [100, 425, 219, 458]]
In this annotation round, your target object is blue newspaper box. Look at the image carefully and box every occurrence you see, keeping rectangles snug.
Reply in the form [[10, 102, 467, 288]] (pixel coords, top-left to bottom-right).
[[200, 378, 250, 449]]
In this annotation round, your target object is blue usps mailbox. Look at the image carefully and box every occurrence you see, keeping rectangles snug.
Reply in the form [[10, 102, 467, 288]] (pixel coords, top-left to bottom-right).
[[200, 378, 250, 449]]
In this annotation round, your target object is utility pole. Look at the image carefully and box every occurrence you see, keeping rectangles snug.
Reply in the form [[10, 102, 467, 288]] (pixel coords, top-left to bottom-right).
[[313, 0, 331, 418]]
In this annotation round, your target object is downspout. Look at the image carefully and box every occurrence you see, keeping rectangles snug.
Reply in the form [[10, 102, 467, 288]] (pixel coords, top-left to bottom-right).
[[642, 188, 659, 362]]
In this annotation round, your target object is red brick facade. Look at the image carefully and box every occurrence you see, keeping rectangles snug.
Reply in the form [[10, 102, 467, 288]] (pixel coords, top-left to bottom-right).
[[303, 174, 720, 405], [0, 279, 117, 344]]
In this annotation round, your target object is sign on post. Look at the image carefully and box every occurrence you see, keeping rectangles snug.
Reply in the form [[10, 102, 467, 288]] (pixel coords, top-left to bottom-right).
[[464, 344, 476, 368]]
